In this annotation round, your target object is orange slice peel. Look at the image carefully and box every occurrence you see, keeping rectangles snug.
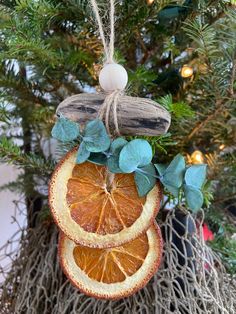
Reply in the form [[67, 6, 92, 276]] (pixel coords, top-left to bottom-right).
[[49, 148, 162, 248], [59, 223, 163, 300]]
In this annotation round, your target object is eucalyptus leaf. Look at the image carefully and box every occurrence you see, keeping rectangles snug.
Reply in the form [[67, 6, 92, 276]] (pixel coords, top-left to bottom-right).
[[184, 184, 204, 212], [134, 164, 156, 197], [119, 139, 153, 173], [51, 117, 80, 142], [107, 137, 128, 173], [107, 157, 123, 173], [88, 152, 107, 165], [155, 163, 167, 176], [76, 142, 90, 164], [185, 164, 207, 189], [163, 184, 179, 198], [83, 119, 110, 153], [110, 137, 128, 153], [155, 154, 185, 197], [161, 154, 185, 188]]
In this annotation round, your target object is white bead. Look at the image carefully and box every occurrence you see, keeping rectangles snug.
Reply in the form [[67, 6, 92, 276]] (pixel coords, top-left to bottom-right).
[[99, 63, 128, 92]]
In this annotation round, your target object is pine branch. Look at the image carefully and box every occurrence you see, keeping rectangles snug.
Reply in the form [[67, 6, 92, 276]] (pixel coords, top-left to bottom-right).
[[0, 137, 55, 175], [186, 100, 224, 141], [230, 60, 236, 96]]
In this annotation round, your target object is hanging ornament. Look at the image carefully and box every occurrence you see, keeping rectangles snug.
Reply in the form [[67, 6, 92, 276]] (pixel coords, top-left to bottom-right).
[[48, 0, 209, 301], [48, 0, 171, 300], [180, 65, 194, 78]]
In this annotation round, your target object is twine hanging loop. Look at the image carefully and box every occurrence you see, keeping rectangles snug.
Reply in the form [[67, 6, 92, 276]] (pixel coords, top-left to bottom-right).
[[90, 0, 115, 64], [90, 0, 127, 136]]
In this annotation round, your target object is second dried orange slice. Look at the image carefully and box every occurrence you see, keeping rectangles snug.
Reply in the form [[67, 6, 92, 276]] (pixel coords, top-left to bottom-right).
[[49, 148, 162, 248], [59, 223, 163, 299]]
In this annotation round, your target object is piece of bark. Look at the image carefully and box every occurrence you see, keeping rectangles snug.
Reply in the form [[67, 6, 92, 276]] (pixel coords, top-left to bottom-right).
[[56, 93, 171, 136]]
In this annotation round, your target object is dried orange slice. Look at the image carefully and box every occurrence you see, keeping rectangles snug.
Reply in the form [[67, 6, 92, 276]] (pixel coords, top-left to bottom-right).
[[49, 148, 162, 248], [59, 223, 163, 299]]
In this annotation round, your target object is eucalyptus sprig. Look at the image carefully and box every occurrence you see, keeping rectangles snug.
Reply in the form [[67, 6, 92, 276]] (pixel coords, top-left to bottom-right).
[[155, 155, 207, 212], [51, 116, 207, 211], [52, 116, 110, 163]]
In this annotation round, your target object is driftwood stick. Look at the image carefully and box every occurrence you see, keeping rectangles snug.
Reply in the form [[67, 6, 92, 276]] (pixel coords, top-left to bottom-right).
[[57, 93, 171, 137]]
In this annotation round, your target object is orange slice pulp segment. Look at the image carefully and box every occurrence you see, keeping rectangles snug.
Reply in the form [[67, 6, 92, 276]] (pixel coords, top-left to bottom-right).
[[66, 162, 145, 235], [73, 231, 149, 284]]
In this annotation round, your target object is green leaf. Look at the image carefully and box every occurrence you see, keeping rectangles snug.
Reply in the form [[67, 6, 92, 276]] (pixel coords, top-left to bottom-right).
[[158, 154, 185, 188], [155, 163, 167, 176], [110, 137, 128, 153], [107, 137, 128, 173], [184, 184, 204, 212], [88, 153, 107, 165], [155, 154, 185, 198], [51, 117, 80, 142], [185, 164, 207, 189], [83, 119, 110, 153], [107, 157, 123, 173], [119, 139, 153, 173], [76, 142, 90, 164], [134, 164, 156, 197], [164, 184, 179, 198]]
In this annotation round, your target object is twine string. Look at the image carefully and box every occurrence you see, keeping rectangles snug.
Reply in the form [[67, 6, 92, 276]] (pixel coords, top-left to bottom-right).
[[90, 0, 115, 64], [97, 90, 121, 136], [108, 0, 115, 63], [90, 0, 121, 137]]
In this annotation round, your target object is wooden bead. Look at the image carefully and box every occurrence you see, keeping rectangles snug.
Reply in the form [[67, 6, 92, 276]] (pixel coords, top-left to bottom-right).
[[99, 64, 128, 92]]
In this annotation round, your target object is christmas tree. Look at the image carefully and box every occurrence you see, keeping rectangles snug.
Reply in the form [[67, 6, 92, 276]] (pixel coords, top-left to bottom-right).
[[0, 0, 235, 313]]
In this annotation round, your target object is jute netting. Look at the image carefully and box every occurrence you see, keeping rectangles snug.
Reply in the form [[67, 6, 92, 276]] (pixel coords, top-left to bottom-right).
[[0, 203, 235, 314]]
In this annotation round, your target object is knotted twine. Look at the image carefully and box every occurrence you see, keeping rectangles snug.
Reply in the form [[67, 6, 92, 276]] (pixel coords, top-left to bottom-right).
[[90, 0, 122, 136]]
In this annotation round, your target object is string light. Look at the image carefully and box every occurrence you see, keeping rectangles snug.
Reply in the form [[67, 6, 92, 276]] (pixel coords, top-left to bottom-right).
[[146, 0, 154, 5], [190, 150, 205, 164], [219, 144, 225, 150], [180, 65, 194, 78]]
